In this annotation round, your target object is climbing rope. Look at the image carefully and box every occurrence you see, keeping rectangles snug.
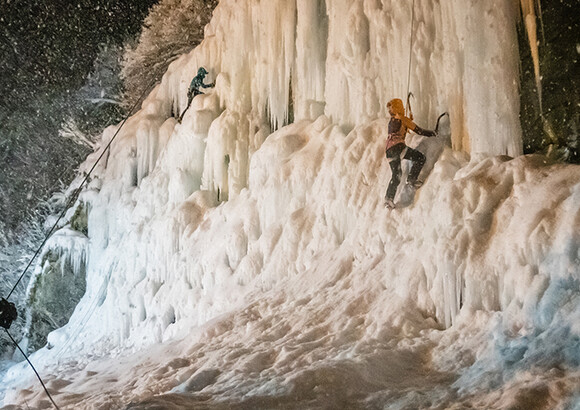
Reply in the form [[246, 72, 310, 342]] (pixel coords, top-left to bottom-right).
[[4, 329, 60, 410], [402, 1, 450, 136], [6, 77, 157, 301], [1, 77, 158, 410], [405, 0, 416, 115]]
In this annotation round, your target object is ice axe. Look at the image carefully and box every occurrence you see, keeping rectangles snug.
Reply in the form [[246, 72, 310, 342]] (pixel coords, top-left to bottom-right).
[[434, 112, 449, 134], [406, 92, 414, 120]]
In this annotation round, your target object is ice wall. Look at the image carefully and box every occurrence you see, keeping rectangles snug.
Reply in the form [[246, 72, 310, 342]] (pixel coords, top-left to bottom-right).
[[25, 0, 528, 354], [3, 2, 580, 407], [178, 0, 523, 164], [323, 0, 522, 155], [163, 0, 522, 203]]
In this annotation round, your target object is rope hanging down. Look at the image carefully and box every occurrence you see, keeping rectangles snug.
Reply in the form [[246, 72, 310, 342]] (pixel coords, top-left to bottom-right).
[[405, 0, 416, 115], [1, 298, 58, 408], [6, 78, 157, 301], [402, 2, 449, 135], [4, 329, 61, 410], [2, 77, 157, 410]]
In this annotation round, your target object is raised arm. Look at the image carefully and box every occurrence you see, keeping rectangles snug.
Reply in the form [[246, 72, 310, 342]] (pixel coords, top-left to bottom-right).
[[400, 116, 437, 137], [413, 124, 437, 137]]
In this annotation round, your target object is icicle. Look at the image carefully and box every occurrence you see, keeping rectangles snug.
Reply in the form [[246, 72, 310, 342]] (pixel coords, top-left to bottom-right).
[[520, 0, 542, 112], [520, 0, 558, 146], [295, 0, 328, 120]]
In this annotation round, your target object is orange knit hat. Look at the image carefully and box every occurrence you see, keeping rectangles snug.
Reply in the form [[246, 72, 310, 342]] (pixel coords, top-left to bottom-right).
[[387, 98, 405, 116]]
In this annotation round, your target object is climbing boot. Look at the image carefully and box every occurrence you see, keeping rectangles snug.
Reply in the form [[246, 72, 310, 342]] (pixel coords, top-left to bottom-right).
[[406, 179, 423, 189]]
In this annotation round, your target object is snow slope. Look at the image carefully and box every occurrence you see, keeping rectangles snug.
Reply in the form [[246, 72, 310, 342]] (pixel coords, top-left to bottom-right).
[[3, 0, 579, 408]]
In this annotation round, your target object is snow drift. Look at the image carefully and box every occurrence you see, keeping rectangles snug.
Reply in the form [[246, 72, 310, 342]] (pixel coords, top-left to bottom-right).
[[3, 0, 579, 409]]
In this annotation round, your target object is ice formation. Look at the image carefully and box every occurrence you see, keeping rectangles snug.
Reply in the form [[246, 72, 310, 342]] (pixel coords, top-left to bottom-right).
[[2, 0, 579, 408], [520, 0, 543, 109]]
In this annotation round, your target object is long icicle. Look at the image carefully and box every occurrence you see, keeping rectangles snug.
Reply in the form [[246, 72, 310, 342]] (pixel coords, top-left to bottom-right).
[[520, 0, 557, 146], [520, 0, 542, 112]]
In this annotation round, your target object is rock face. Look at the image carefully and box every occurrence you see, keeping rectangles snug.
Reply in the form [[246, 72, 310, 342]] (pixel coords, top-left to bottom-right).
[[25, 226, 88, 352]]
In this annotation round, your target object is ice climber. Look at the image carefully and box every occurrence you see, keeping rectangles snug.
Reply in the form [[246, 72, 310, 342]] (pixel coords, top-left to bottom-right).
[[384, 98, 437, 209], [178, 67, 215, 122]]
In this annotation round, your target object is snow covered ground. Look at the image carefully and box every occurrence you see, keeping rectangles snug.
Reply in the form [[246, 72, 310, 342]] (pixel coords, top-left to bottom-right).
[[2, 0, 579, 408]]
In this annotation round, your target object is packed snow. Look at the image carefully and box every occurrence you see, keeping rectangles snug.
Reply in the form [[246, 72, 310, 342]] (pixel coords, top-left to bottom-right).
[[2, 0, 579, 409]]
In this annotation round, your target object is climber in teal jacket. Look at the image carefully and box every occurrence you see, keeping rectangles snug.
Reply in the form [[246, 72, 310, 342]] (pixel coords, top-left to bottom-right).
[[178, 67, 215, 122]]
